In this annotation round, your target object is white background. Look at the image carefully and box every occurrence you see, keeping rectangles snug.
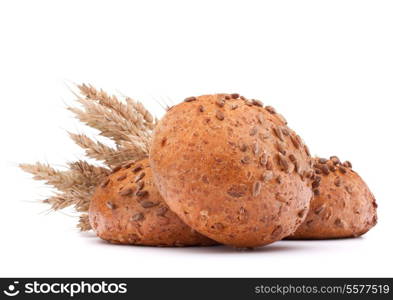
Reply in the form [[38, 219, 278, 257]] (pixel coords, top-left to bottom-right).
[[0, 0, 392, 277]]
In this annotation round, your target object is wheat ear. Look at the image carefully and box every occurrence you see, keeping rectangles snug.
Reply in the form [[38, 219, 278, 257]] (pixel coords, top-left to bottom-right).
[[21, 84, 155, 231], [79, 83, 156, 130], [77, 214, 91, 231], [20, 163, 82, 192], [68, 99, 152, 147]]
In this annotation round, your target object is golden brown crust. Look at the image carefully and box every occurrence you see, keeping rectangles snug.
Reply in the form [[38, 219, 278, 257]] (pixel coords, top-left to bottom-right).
[[150, 94, 314, 247], [288, 157, 377, 239], [89, 158, 217, 246]]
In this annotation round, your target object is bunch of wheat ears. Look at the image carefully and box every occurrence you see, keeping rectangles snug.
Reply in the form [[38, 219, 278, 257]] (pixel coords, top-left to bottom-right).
[[20, 84, 157, 231]]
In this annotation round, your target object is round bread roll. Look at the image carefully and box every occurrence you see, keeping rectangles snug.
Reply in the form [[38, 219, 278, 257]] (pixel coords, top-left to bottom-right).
[[89, 158, 216, 246], [150, 94, 314, 247], [288, 157, 377, 239]]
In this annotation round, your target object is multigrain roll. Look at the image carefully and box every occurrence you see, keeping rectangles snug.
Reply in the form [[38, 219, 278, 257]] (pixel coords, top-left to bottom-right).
[[288, 157, 377, 239], [150, 94, 314, 247], [89, 158, 216, 246]]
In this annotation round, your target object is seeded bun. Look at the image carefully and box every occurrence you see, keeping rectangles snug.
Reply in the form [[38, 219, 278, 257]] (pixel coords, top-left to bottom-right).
[[150, 94, 314, 248], [89, 158, 216, 246], [288, 157, 377, 239]]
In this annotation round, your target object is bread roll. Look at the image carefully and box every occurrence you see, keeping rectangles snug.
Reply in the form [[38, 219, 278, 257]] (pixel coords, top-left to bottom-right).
[[89, 158, 216, 246], [289, 157, 377, 239], [150, 94, 313, 247]]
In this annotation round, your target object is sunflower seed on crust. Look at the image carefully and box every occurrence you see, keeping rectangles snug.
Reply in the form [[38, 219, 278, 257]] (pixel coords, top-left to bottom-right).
[[184, 96, 196, 102], [131, 213, 145, 221], [252, 180, 262, 196], [119, 188, 133, 196], [101, 178, 110, 188], [260, 152, 268, 166], [141, 201, 158, 208], [216, 110, 225, 121], [111, 165, 121, 173], [136, 190, 149, 198], [135, 172, 145, 183], [261, 171, 273, 182], [277, 153, 289, 172], [265, 106, 276, 114], [252, 99, 263, 107], [117, 174, 127, 181], [273, 126, 284, 141], [106, 202, 116, 209]]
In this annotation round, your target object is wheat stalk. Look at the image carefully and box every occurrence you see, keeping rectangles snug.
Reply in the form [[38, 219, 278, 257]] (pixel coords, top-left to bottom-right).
[[69, 99, 152, 146], [125, 96, 155, 129], [21, 84, 155, 231], [77, 214, 91, 231], [68, 132, 118, 165], [68, 133, 147, 167], [79, 83, 156, 130], [43, 189, 90, 213], [20, 163, 82, 192], [68, 160, 109, 185]]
